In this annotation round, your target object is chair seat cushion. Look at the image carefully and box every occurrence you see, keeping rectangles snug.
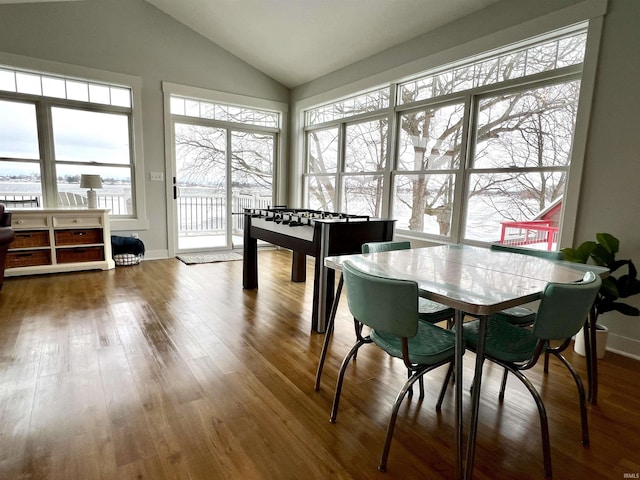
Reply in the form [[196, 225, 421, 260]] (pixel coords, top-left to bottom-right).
[[463, 318, 537, 363], [491, 305, 536, 326], [418, 298, 455, 323], [371, 321, 456, 365]]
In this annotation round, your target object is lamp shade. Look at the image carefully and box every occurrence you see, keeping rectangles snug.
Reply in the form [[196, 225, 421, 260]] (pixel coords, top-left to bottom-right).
[[80, 174, 103, 190]]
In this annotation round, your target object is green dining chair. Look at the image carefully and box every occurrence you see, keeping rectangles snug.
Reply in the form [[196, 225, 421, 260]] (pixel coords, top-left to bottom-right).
[[330, 260, 456, 472], [363, 241, 456, 397], [488, 244, 567, 389], [489, 243, 566, 326], [316, 241, 454, 393], [442, 270, 600, 479]]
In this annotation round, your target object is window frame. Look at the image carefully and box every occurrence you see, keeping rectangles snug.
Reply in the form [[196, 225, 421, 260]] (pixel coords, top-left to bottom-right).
[[0, 52, 148, 231], [162, 81, 288, 257], [302, 24, 596, 248]]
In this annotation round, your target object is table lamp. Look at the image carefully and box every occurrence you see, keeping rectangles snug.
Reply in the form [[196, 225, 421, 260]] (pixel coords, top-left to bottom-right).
[[80, 174, 103, 208]]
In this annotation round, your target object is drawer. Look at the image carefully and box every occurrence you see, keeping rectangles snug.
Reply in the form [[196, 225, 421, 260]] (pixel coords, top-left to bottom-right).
[[12, 215, 49, 229], [55, 228, 103, 246], [11, 230, 50, 249], [7, 250, 52, 268], [53, 215, 103, 229], [56, 246, 104, 264]]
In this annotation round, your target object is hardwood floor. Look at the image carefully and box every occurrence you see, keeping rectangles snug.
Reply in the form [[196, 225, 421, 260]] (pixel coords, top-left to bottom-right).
[[0, 249, 639, 479]]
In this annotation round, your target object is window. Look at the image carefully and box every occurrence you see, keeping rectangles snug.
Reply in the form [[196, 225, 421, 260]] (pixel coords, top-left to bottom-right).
[[0, 65, 140, 219], [304, 28, 587, 247], [305, 88, 390, 214], [464, 82, 578, 242], [394, 102, 464, 236]]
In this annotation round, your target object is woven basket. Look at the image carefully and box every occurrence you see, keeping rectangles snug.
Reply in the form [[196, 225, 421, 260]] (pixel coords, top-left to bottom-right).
[[113, 253, 143, 266]]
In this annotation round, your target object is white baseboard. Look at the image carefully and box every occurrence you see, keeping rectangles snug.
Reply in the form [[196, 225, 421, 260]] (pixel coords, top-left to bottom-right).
[[141, 249, 169, 260], [606, 332, 640, 360]]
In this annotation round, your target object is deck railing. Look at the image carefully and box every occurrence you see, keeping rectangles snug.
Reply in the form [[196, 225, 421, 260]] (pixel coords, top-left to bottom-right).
[[499, 220, 559, 251], [1, 191, 271, 235], [177, 192, 271, 234]]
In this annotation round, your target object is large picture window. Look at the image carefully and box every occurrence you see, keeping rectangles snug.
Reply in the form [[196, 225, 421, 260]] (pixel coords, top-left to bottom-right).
[[304, 27, 587, 248], [0, 65, 138, 217]]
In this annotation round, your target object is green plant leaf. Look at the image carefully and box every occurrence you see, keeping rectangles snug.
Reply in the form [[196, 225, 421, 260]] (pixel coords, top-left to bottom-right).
[[608, 259, 631, 275], [563, 233, 640, 318], [610, 302, 640, 316], [600, 277, 620, 298], [628, 259, 637, 280], [617, 275, 640, 298], [596, 233, 620, 255], [560, 241, 595, 264], [591, 243, 615, 267]]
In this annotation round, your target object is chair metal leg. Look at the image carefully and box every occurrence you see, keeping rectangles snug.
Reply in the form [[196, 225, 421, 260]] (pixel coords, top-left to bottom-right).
[[314, 275, 343, 391], [552, 352, 590, 446], [330, 338, 367, 423], [505, 366, 553, 479], [544, 350, 550, 373], [436, 362, 454, 411], [407, 369, 425, 398], [498, 368, 508, 402], [353, 321, 364, 360], [419, 374, 425, 399], [378, 370, 426, 472]]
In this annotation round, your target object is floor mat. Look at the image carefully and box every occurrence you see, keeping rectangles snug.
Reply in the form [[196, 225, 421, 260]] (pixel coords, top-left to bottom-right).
[[176, 251, 243, 265]]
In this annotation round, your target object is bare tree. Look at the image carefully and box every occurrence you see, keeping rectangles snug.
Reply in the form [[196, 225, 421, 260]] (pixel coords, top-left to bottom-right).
[[175, 125, 273, 190]]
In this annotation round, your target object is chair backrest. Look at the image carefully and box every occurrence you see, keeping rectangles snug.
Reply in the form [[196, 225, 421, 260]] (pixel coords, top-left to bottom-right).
[[491, 243, 564, 261], [533, 271, 601, 340], [362, 240, 411, 254], [1, 198, 39, 208], [342, 260, 419, 338], [58, 192, 88, 206]]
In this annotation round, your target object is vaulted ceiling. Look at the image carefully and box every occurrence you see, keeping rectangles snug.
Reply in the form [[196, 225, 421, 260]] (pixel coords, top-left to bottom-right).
[[1, 0, 505, 88], [143, 0, 504, 88]]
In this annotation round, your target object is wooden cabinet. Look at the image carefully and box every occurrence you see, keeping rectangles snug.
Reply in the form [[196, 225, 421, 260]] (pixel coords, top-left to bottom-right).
[[6, 208, 115, 276]]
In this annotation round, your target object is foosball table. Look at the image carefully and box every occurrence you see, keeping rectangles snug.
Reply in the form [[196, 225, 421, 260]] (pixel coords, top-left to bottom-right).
[[242, 207, 395, 332]]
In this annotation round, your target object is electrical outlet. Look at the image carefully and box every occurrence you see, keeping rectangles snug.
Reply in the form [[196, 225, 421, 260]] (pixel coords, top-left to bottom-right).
[[131, 233, 139, 238]]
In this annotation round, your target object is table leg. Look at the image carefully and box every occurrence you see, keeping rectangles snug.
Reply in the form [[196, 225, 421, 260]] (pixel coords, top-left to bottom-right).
[[465, 315, 488, 480], [313, 262, 335, 333], [242, 231, 258, 289], [314, 274, 343, 391], [583, 317, 593, 402], [291, 250, 307, 282], [454, 309, 464, 480], [588, 307, 598, 405]]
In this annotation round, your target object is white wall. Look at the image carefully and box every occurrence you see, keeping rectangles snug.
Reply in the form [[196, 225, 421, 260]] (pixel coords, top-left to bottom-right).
[[290, 0, 640, 358], [573, 0, 640, 358], [0, 0, 289, 257]]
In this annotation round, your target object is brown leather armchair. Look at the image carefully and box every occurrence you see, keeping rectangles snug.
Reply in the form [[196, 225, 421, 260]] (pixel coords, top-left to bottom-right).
[[0, 204, 15, 291]]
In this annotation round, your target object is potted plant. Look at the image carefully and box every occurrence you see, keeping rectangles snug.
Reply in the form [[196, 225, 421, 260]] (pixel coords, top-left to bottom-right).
[[561, 233, 640, 357]]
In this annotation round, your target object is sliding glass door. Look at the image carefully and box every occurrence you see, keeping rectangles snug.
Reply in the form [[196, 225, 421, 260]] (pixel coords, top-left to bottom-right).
[[172, 121, 275, 252]]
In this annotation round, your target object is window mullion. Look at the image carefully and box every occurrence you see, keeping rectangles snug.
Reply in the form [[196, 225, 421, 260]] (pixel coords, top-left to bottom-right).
[[336, 123, 346, 212], [37, 101, 57, 208], [450, 95, 474, 243]]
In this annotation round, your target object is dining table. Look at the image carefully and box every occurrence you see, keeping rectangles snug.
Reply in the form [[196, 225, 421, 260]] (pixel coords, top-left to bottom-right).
[[319, 244, 607, 480]]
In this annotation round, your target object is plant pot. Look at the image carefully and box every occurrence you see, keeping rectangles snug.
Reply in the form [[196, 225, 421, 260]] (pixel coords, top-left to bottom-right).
[[574, 323, 609, 359]]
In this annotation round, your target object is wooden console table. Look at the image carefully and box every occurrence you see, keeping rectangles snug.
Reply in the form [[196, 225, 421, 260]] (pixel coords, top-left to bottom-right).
[[5, 208, 115, 276]]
